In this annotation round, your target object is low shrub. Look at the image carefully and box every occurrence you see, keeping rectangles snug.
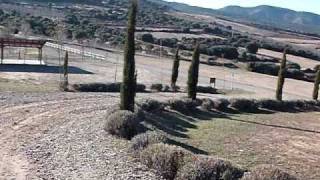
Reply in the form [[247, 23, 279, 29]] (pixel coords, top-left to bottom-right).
[[242, 165, 297, 180], [168, 98, 197, 112], [163, 85, 171, 92], [72, 83, 146, 92], [246, 42, 259, 54], [105, 104, 120, 115], [137, 99, 165, 112], [139, 143, 187, 180], [104, 110, 141, 139], [130, 131, 167, 151], [212, 99, 230, 111], [257, 99, 284, 111], [201, 98, 214, 111], [246, 62, 279, 76], [151, 84, 163, 92], [229, 99, 259, 112], [205, 45, 239, 59], [176, 155, 244, 180], [197, 86, 218, 94]]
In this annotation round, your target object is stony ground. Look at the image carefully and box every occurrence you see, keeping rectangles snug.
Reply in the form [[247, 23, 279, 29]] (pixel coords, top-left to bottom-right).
[[0, 92, 163, 180]]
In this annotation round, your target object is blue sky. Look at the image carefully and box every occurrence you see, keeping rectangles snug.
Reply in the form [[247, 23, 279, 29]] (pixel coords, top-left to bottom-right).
[[166, 0, 320, 15]]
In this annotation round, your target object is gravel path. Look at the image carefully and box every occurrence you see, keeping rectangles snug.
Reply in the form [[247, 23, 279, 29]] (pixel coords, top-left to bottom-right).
[[0, 92, 162, 180]]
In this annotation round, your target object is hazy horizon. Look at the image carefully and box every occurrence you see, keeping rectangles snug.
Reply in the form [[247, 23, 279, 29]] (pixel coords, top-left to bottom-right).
[[166, 0, 320, 15]]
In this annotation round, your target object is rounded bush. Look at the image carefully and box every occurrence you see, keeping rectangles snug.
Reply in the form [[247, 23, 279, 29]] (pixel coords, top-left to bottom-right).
[[201, 98, 214, 111], [242, 165, 297, 180], [246, 42, 259, 54], [168, 98, 197, 112], [176, 155, 244, 180], [140, 143, 187, 180], [212, 99, 230, 111], [229, 99, 259, 112], [104, 110, 141, 139], [197, 86, 218, 94], [130, 131, 167, 151], [257, 99, 284, 111], [137, 99, 164, 112], [151, 84, 163, 92]]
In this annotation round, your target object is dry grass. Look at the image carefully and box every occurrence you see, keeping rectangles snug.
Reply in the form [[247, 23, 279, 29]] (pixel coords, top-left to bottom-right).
[[0, 78, 58, 92], [182, 111, 320, 179]]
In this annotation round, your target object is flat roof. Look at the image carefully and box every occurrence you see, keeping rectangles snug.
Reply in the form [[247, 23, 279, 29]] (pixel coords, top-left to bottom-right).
[[0, 38, 47, 48]]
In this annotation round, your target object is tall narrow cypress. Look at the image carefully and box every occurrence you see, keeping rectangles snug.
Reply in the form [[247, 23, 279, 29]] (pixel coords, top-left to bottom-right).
[[120, 0, 137, 111], [61, 51, 69, 91], [171, 47, 180, 90], [276, 49, 287, 101], [187, 43, 200, 100], [313, 66, 320, 100]]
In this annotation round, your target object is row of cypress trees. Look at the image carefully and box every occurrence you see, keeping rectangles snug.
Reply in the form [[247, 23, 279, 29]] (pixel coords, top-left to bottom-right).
[[275, 49, 320, 101], [55, 0, 317, 112], [118, 0, 320, 112]]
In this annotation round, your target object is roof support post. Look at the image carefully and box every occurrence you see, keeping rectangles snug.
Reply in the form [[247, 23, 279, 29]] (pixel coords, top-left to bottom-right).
[[38, 47, 42, 64]]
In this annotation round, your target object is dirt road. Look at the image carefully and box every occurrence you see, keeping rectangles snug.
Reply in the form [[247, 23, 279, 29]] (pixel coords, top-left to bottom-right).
[[0, 92, 162, 180]]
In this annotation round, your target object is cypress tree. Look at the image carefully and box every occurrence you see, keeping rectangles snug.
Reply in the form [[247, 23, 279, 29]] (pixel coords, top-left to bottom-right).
[[61, 51, 69, 91], [313, 66, 320, 100], [120, 0, 137, 111], [276, 49, 287, 101], [187, 43, 200, 100], [171, 47, 180, 90]]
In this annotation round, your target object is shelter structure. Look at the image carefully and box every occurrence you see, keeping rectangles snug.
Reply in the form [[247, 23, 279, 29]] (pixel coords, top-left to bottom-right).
[[0, 37, 47, 64]]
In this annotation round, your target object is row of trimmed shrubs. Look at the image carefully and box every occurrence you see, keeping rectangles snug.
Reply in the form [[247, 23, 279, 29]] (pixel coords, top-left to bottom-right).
[[202, 98, 320, 112], [72, 83, 218, 94], [72, 83, 146, 92], [104, 98, 302, 179], [104, 98, 320, 141], [131, 131, 297, 180]]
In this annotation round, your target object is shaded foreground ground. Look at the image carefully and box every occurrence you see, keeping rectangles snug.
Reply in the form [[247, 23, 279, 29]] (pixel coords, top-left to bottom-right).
[[146, 107, 320, 179]]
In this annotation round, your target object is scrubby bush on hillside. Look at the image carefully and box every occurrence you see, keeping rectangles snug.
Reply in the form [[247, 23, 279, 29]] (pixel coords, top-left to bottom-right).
[[246, 42, 259, 54], [104, 110, 141, 139], [176, 155, 244, 180], [139, 143, 187, 180], [141, 33, 154, 43], [130, 131, 167, 151], [242, 165, 297, 180], [205, 46, 239, 59], [259, 39, 320, 60], [246, 62, 279, 76]]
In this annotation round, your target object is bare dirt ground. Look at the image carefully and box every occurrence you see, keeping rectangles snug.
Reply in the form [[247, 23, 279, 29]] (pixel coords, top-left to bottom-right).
[[0, 92, 164, 180], [1, 45, 316, 100], [136, 31, 225, 40]]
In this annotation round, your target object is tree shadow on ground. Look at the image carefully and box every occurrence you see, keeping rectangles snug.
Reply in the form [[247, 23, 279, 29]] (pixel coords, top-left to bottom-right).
[[143, 103, 320, 154], [0, 64, 93, 74]]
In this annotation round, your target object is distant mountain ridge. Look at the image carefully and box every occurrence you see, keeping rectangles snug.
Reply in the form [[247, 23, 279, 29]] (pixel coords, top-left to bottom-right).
[[150, 0, 320, 34], [7, 0, 320, 34], [219, 5, 320, 33]]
